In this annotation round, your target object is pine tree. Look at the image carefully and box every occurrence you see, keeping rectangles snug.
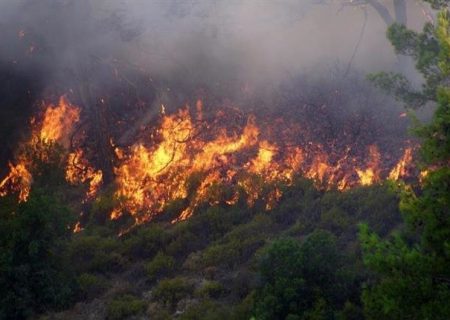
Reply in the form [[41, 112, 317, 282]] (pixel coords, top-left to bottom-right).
[[360, 8, 450, 320]]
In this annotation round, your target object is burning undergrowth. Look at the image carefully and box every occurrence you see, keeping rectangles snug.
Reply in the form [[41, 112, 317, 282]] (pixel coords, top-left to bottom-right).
[[0, 87, 417, 232]]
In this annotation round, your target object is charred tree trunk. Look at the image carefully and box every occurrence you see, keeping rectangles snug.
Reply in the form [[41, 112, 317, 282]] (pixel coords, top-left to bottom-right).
[[393, 0, 409, 72], [393, 0, 407, 25], [76, 77, 115, 185], [366, 0, 394, 25]]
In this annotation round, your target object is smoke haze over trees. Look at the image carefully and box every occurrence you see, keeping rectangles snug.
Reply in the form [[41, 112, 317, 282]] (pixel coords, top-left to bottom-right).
[[0, 1, 449, 319]]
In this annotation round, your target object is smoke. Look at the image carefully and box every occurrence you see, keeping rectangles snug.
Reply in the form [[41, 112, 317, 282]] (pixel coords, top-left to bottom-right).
[[0, 0, 429, 92], [0, 0, 429, 208]]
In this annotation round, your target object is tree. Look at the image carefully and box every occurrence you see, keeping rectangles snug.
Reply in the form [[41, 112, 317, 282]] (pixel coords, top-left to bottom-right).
[[317, 1, 412, 75], [368, 0, 449, 108], [0, 190, 76, 319], [360, 7, 450, 319], [253, 231, 355, 320], [320, 1, 408, 26]]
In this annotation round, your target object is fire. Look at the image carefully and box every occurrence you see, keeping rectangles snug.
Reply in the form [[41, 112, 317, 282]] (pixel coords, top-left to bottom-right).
[[38, 96, 80, 147], [0, 96, 101, 202], [0, 162, 32, 202], [66, 149, 103, 199], [356, 145, 381, 186], [112, 104, 416, 225], [112, 109, 260, 222], [0, 94, 417, 228], [389, 147, 413, 181]]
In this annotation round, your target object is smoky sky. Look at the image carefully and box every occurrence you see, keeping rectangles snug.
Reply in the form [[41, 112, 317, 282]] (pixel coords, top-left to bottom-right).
[[0, 0, 430, 95]]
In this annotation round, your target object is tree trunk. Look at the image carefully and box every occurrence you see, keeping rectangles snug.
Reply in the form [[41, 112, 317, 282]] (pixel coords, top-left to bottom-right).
[[366, 0, 394, 25], [393, 0, 407, 25]]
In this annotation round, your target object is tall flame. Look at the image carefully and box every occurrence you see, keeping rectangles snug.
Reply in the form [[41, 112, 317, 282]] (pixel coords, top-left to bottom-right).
[[0, 96, 102, 202], [38, 96, 80, 147]]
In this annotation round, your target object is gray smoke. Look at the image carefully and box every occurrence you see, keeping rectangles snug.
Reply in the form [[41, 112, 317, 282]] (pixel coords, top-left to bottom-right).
[[0, 0, 429, 94]]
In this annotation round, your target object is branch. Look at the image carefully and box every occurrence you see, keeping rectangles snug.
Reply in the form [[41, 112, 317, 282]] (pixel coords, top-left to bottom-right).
[[366, 0, 394, 26]]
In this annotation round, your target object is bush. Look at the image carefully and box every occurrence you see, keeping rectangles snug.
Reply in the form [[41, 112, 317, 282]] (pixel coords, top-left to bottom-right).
[[320, 206, 351, 236], [195, 281, 225, 299], [144, 252, 175, 282], [77, 273, 109, 301], [166, 229, 202, 258], [180, 300, 231, 320], [106, 294, 146, 320], [198, 215, 272, 269], [68, 235, 125, 274], [253, 231, 354, 320], [153, 277, 193, 310], [122, 224, 169, 259], [0, 191, 76, 319]]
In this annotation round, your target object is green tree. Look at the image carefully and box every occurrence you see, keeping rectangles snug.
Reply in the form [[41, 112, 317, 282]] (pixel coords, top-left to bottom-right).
[[360, 8, 450, 320], [253, 231, 354, 320], [0, 190, 76, 319], [368, 1, 449, 108]]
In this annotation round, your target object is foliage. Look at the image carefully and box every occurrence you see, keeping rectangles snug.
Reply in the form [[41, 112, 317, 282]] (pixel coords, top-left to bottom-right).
[[144, 251, 176, 282], [106, 294, 146, 320], [191, 214, 272, 270], [368, 10, 448, 108], [195, 281, 225, 299], [180, 300, 232, 320], [68, 235, 125, 274], [360, 8, 450, 320], [122, 224, 169, 259], [0, 190, 75, 319], [253, 231, 356, 320], [152, 277, 193, 310], [77, 273, 109, 301]]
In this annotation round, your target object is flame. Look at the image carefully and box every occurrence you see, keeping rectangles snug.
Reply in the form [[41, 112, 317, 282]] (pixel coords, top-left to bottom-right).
[[0, 162, 32, 202], [356, 145, 381, 186], [112, 105, 416, 225], [0, 95, 420, 228], [73, 221, 83, 233], [389, 147, 413, 181], [38, 96, 80, 147], [66, 149, 103, 199], [1, 96, 102, 201]]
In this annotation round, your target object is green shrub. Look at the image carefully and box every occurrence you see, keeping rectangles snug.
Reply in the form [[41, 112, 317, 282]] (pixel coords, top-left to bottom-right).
[[106, 294, 146, 320], [166, 229, 202, 258], [89, 188, 119, 225], [320, 207, 351, 235], [195, 281, 225, 299], [0, 191, 76, 319], [180, 300, 231, 320], [153, 277, 193, 310], [144, 252, 175, 282], [253, 231, 353, 320], [68, 235, 125, 274], [198, 215, 271, 269], [122, 224, 169, 259], [77, 273, 109, 301]]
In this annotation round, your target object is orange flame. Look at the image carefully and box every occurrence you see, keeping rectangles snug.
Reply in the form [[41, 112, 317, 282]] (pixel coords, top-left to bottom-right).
[[389, 147, 413, 181], [356, 145, 381, 186], [112, 105, 416, 225], [66, 149, 103, 199], [38, 96, 80, 147], [0, 162, 32, 202], [1, 96, 102, 201]]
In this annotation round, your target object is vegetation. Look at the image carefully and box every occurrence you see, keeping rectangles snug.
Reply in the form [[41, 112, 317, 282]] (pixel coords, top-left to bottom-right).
[[0, 190, 75, 319], [360, 9, 450, 319], [106, 294, 146, 320], [0, 1, 448, 319]]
